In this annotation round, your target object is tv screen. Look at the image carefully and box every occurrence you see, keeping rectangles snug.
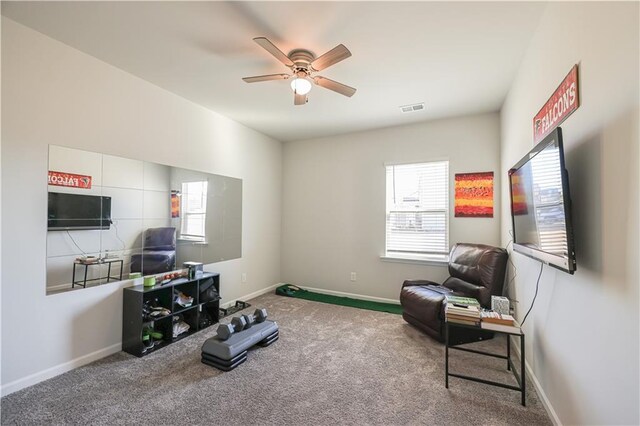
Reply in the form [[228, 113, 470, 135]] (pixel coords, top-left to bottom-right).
[[508, 127, 576, 274], [48, 193, 112, 231]]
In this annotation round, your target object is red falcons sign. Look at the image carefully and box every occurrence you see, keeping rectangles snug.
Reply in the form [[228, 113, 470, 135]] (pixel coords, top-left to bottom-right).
[[48, 171, 92, 189], [533, 64, 580, 144]]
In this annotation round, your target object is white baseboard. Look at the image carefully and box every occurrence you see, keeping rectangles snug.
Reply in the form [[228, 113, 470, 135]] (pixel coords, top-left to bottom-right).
[[222, 283, 401, 307], [1, 342, 122, 397], [46, 282, 71, 292], [220, 283, 281, 309], [290, 284, 401, 305], [1, 283, 397, 398], [0, 284, 281, 396], [2, 283, 283, 397], [510, 337, 561, 425]]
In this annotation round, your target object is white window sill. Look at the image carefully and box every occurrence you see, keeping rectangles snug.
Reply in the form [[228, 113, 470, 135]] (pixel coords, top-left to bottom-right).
[[380, 254, 449, 267], [178, 237, 208, 245]]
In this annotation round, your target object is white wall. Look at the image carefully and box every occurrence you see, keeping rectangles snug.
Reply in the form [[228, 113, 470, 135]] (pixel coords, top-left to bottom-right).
[[282, 113, 501, 301], [1, 18, 282, 393], [0, 15, 3, 401], [500, 3, 639, 424]]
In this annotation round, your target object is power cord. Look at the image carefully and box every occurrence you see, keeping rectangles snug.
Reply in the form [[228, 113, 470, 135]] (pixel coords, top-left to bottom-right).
[[506, 231, 517, 277], [520, 261, 544, 326], [67, 222, 126, 259], [503, 230, 518, 301], [111, 220, 126, 250], [504, 239, 516, 290], [66, 230, 87, 255]]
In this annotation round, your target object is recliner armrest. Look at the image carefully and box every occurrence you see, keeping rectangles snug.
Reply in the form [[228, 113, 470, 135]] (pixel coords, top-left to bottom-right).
[[442, 277, 483, 304], [402, 279, 440, 288]]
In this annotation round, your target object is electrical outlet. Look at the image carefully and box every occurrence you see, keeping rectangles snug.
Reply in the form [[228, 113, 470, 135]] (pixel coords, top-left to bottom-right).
[[350, 272, 357, 282], [241, 273, 247, 283]]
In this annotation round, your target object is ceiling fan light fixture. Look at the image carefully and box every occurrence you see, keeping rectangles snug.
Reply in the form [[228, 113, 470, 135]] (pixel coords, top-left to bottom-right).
[[244, 37, 355, 104], [290, 77, 312, 95]]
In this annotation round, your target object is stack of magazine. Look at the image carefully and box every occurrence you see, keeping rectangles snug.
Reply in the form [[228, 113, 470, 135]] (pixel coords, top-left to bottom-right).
[[480, 310, 515, 326], [480, 310, 521, 333], [444, 296, 481, 326]]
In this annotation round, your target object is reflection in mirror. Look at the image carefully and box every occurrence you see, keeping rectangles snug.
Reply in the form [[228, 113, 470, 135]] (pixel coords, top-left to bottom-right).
[[511, 143, 567, 255], [46, 146, 242, 295]]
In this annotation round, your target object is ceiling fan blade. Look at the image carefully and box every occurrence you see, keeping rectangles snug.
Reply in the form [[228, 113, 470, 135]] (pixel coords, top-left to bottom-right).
[[294, 92, 308, 106], [314, 76, 357, 97], [310, 44, 351, 71], [253, 37, 294, 67], [242, 73, 290, 83]]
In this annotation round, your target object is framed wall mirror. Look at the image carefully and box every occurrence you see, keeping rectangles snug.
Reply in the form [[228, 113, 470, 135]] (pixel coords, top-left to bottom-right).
[[46, 145, 242, 295]]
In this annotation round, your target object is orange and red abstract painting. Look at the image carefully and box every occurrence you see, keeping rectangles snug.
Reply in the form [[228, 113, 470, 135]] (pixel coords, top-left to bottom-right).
[[510, 174, 528, 215], [455, 172, 494, 217], [171, 193, 180, 218]]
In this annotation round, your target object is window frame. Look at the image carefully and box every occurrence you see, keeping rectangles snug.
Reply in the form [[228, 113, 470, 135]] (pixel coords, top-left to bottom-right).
[[179, 181, 208, 242], [382, 160, 450, 264]]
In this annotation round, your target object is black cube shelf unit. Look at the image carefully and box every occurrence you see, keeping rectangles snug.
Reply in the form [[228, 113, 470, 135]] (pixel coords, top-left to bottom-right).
[[122, 272, 220, 357]]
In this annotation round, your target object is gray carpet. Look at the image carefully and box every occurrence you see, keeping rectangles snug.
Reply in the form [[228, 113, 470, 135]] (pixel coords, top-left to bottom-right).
[[1, 293, 551, 425]]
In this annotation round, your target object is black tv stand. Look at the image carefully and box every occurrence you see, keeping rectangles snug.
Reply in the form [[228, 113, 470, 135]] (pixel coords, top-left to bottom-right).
[[122, 272, 220, 357]]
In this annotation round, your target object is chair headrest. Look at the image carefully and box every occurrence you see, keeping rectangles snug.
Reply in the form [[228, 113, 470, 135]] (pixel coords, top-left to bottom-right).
[[144, 227, 176, 251], [448, 243, 507, 288]]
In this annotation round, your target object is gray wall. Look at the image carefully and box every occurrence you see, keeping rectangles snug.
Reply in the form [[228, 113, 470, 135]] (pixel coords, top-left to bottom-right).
[[500, 2, 639, 424], [282, 112, 502, 301], [1, 18, 282, 394]]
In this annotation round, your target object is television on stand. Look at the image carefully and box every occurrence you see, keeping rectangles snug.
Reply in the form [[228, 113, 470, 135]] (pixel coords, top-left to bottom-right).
[[48, 192, 112, 231], [508, 127, 576, 274]]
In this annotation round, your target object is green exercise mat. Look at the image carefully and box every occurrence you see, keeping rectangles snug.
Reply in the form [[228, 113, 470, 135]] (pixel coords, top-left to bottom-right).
[[275, 284, 402, 315]]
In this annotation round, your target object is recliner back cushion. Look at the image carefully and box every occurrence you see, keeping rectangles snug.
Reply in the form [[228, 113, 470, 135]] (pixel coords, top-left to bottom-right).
[[144, 227, 176, 251], [446, 243, 508, 307], [478, 249, 508, 296], [448, 244, 485, 283]]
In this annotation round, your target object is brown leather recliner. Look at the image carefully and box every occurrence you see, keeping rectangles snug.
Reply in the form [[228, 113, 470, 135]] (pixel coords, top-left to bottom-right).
[[400, 243, 508, 343]]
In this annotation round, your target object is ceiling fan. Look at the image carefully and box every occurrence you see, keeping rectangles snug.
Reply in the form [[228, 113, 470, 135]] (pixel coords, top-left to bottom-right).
[[243, 37, 356, 105]]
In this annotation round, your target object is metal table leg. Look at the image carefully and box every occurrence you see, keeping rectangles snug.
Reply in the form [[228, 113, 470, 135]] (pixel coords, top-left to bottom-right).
[[507, 334, 511, 371], [521, 334, 526, 406], [445, 321, 525, 405], [445, 322, 449, 388], [82, 264, 88, 288], [72, 263, 77, 288]]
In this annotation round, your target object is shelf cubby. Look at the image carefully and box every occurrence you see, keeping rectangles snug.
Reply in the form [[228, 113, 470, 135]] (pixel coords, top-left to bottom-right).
[[122, 272, 220, 357]]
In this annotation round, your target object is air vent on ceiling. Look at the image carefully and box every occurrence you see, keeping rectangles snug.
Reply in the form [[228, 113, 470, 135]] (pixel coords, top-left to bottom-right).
[[400, 103, 425, 113]]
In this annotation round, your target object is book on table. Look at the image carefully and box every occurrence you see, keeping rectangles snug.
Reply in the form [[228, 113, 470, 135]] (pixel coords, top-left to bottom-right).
[[447, 317, 480, 326], [445, 301, 481, 325], [446, 311, 479, 319], [445, 304, 480, 315], [444, 295, 480, 306], [446, 312, 480, 326], [481, 320, 522, 334], [480, 310, 515, 326]]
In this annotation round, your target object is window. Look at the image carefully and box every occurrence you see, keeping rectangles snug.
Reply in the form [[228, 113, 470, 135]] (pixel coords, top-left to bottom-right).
[[180, 181, 208, 240], [385, 161, 449, 260]]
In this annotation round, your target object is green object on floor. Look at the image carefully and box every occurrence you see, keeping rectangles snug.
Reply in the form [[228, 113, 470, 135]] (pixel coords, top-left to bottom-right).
[[275, 284, 403, 315]]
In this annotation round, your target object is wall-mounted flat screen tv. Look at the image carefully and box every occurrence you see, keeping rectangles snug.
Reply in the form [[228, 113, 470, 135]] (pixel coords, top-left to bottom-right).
[[508, 127, 576, 274], [48, 193, 112, 231]]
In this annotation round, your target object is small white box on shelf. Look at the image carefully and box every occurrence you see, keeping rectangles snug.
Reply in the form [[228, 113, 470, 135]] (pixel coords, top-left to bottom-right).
[[491, 296, 510, 315]]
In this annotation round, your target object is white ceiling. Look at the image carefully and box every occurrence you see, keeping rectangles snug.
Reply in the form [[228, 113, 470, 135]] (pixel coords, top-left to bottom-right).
[[2, 1, 547, 142]]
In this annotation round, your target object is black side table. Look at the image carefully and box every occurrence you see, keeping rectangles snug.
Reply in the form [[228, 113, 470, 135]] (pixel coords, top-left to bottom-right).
[[72, 258, 124, 288], [445, 320, 526, 406]]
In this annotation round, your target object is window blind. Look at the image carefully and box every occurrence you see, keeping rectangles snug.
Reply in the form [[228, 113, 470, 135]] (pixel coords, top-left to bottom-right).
[[386, 161, 449, 257], [180, 181, 208, 239]]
